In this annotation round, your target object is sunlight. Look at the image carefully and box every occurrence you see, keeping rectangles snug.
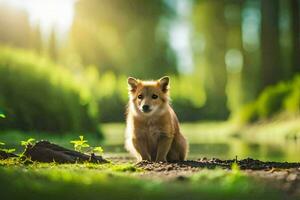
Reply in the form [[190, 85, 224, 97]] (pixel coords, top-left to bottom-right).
[[0, 0, 75, 36]]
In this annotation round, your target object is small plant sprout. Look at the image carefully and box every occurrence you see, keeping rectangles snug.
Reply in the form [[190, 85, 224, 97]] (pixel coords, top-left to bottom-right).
[[231, 162, 240, 174], [0, 109, 5, 118], [70, 135, 90, 152], [0, 141, 16, 153], [2, 148, 16, 153], [93, 146, 104, 155], [21, 138, 36, 146]]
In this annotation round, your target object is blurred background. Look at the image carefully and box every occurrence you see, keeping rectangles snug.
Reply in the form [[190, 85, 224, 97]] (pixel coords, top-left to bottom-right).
[[0, 0, 299, 161]]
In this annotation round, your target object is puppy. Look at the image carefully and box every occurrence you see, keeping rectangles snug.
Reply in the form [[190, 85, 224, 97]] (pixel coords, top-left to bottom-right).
[[125, 76, 188, 162]]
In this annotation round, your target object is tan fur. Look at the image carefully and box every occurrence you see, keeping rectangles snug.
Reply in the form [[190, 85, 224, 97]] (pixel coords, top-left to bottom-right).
[[125, 76, 188, 162]]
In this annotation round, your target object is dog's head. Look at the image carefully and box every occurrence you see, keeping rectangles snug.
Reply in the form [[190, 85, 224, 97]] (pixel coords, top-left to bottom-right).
[[127, 76, 170, 116]]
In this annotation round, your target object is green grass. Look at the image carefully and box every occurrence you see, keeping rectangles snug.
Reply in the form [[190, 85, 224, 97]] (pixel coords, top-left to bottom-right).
[[0, 122, 298, 199], [233, 75, 300, 124], [0, 159, 286, 200]]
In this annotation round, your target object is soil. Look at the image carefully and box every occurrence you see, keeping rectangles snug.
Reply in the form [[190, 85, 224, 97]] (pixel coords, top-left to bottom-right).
[[107, 156, 300, 198], [136, 157, 300, 171], [133, 158, 300, 198]]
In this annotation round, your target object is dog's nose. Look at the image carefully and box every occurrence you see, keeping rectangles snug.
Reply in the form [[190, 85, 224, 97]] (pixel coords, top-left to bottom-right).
[[142, 105, 150, 112]]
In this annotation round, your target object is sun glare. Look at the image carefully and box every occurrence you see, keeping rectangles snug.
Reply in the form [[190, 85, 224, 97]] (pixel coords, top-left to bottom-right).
[[1, 0, 75, 37]]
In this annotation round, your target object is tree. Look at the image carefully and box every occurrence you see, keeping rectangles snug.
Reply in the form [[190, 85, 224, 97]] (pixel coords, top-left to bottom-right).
[[290, 0, 300, 74], [240, 0, 261, 103], [224, 1, 244, 113], [68, 0, 177, 77], [48, 29, 58, 61], [0, 3, 31, 48], [193, 0, 229, 119], [260, 0, 281, 90], [30, 24, 43, 54]]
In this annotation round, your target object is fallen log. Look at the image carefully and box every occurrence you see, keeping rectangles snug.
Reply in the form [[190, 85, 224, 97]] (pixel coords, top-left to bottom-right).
[[22, 141, 108, 163], [0, 140, 109, 163], [0, 150, 18, 159]]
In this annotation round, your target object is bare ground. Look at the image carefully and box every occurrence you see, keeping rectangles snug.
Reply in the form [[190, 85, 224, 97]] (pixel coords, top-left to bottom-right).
[[109, 156, 300, 198]]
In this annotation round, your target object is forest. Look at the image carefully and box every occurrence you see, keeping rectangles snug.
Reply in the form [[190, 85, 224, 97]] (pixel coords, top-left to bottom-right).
[[0, 0, 299, 199]]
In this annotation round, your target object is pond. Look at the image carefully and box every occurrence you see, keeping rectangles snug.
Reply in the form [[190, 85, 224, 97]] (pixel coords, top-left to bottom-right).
[[0, 122, 299, 162], [102, 123, 300, 162]]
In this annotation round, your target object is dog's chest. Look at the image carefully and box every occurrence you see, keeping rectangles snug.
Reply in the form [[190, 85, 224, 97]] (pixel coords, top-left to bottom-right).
[[147, 119, 158, 131], [140, 119, 161, 140]]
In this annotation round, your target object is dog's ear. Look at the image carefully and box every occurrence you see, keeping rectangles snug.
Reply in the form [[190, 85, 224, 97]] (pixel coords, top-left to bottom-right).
[[158, 76, 169, 93], [127, 77, 139, 92]]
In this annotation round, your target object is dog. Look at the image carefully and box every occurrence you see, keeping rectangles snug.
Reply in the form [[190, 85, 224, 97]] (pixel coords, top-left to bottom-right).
[[125, 76, 188, 162]]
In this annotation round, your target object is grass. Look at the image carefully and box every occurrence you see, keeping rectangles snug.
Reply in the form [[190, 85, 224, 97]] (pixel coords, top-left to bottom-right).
[[0, 159, 286, 200], [0, 122, 298, 199]]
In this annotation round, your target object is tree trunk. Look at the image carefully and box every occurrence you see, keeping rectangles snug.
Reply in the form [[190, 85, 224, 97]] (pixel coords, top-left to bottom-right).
[[193, 1, 229, 119], [260, 0, 281, 89], [291, 0, 300, 74]]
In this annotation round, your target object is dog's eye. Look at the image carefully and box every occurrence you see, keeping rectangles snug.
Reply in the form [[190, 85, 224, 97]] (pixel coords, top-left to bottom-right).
[[152, 94, 158, 99], [137, 94, 143, 99]]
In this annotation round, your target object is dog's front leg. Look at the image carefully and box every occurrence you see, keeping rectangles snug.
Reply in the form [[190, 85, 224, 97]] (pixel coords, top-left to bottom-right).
[[132, 137, 151, 161], [155, 134, 173, 162]]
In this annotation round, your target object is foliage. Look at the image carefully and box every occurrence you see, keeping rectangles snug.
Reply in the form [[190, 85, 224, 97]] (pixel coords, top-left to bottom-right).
[[0, 142, 15, 153], [70, 136, 90, 152], [234, 75, 300, 123], [0, 47, 102, 136], [20, 138, 35, 147], [0, 114, 5, 118], [70, 135, 104, 155], [284, 76, 300, 113], [0, 130, 103, 153], [68, 0, 177, 77], [0, 109, 5, 118], [0, 0, 299, 122], [83, 68, 207, 122], [92, 146, 104, 155], [256, 83, 292, 118], [234, 102, 258, 123]]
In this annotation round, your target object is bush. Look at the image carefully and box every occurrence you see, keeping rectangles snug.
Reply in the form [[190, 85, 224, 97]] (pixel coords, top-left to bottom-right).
[[0, 47, 102, 136], [256, 83, 292, 118], [233, 102, 258, 123], [284, 77, 300, 114], [234, 75, 300, 123]]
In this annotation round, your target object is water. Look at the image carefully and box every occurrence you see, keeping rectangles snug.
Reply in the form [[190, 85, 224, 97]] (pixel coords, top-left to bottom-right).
[[1, 122, 299, 162], [102, 140, 300, 162], [102, 123, 300, 162]]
